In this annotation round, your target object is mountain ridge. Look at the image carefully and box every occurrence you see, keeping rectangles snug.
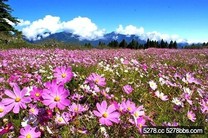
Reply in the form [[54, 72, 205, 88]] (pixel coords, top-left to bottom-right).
[[25, 31, 188, 47]]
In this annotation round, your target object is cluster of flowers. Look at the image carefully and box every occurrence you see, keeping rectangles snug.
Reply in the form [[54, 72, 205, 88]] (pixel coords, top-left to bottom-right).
[[0, 65, 148, 137], [0, 48, 207, 137]]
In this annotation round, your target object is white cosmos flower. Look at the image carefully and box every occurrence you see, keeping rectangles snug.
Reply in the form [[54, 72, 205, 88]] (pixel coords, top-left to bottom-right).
[[149, 80, 157, 91], [172, 97, 183, 106], [155, 91, 169, 101]]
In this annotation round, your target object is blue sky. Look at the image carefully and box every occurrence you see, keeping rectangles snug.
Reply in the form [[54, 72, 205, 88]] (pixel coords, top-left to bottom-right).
[[8, 0, 208, 43]]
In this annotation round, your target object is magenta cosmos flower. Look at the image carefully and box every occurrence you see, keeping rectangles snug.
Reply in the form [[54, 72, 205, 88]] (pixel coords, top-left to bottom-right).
[[123, 84, 133, 94], [19, 125, 41, 138], [2, 84, 31, 114], [54, 66, 73, 84], [136, 117, 146, 133], [85, 73, 106, 87], [93, 100, 120, 126], [30, 87, 43, 102], [42, 80, 70, 110]]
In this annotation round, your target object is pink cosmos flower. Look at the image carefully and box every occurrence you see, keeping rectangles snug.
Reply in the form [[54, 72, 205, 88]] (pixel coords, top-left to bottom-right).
[[2, 83, 31, 114], [93, 100, 120, 126], [136, 117, 146, 133], [123, 100, 136, 113], [122, 59, 129, 65], [28, 104, 39, 116], [0, 103, 7, 118], [71, 93, 84, 101], [132, 105, 145, 119], [19, 125, 41, 138], [114, 101, 126, 112], [186, 73, 197, 84], [85, 73, 106, 87], [200, 99, 208, 113], [30, 87, 43, 102], [54, 66, 73, 84], [101, 88, 112, 99], [122, 85, 133, 94], [187, 110, 196, 122], [142, 63, 148, 71], [55, 112, 71, 125], [42, 80, 70, 110], [183, 93, 193, 105], [69, 103, 86, 114]]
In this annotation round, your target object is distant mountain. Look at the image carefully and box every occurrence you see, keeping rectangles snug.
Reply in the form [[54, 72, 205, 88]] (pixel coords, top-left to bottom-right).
[[25, 31, 147, 45], [24, 31, 188, 47]]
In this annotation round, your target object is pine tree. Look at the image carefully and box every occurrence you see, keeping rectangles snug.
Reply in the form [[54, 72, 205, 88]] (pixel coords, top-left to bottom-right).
[[0, 0, 19, 36], [108, 40, 118, 48], [160, 39, 165, 48], [169, 40, 174, 48], [173, 41, 177, 49], [127, 39, 138, 49], [119, 39, 127, 48], [144, 38, 150, 49]]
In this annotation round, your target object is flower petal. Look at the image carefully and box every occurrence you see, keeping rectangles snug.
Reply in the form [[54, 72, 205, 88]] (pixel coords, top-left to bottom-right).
[[5, 90, 16, 99], [93, 110, 102, 117]]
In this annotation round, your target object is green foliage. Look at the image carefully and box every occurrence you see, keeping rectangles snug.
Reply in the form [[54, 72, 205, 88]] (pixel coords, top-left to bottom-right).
[[0, 0, 19, 36], [108, 40, 119, 48], [119, 39, 128, 48]]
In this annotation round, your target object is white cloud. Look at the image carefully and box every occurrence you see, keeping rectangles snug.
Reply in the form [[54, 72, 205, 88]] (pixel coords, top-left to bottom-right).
[[62, 16, 105, 40], [17, 19, 31, 26], [20, 15, 105, 41], [115, 25, 186, 43], [19, 15, 188, 43], [144, 31, 186, 43], [22, 15, 62, 40], [116, 25, 144, 36], [187, 39, 208, 44]]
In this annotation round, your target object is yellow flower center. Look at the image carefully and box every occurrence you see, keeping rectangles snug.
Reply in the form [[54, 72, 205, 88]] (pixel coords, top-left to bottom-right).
[[74, 107, 78, 112], [15, 97, 21, 102], [95, 78, 99, 84], [54, 96, 60, 102], [139, 124, 143, 128], [127, 107, 132, 111], [102, 112, 108, 118], [26, 134, 31, 138], [188, 114, 192, 119], [30, 108, 35, 113], [58, 117, 63, 122], [0, 108, 4, 113], [134, 112, 139, 117], [35, 92, 40, 97], [62, 73, 66, 78]]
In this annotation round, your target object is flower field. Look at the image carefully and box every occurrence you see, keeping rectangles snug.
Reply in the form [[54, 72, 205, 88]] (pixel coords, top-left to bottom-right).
[[0, 48, 207, 137]]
